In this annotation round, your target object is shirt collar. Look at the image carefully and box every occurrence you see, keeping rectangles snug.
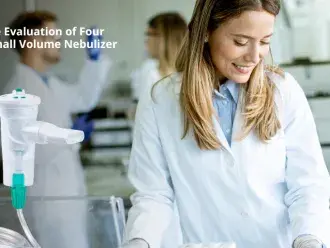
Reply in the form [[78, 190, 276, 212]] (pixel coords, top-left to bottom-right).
[[214, 80, 240, 104], [173, 73, 240, 103]]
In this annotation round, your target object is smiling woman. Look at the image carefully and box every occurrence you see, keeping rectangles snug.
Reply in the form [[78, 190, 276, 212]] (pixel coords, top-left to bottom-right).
[[176, 0, 282, 149], [123, 0, 330, 248], [207, 10, 274, 82]]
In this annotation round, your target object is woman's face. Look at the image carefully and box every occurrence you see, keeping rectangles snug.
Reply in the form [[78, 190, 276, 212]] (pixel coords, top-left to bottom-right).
[[208, 10, 275, 84], [145, 27, 160, 59]]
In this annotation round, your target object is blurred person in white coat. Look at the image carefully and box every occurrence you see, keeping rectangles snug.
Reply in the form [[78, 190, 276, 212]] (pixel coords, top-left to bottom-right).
[[127, 12, 188, 248], [129, 12, 187, 108], [122, 0, 330, 248], [3, 11, 111, 248]]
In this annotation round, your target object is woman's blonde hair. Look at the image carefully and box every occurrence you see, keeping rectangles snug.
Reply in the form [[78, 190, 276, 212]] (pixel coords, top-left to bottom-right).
[[148, 12, 188, 75], [176, 0, 283, 150]]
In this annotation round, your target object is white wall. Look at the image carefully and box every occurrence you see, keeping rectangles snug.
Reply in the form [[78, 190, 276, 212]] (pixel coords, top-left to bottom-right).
[[270, 6, 293, 65]]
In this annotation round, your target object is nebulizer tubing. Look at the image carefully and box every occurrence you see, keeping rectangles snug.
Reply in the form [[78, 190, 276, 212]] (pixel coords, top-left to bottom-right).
[[0, 151, 40, 248], [16, 209, 40, 247], [12, 151, 40, 247], [0, 210, 40, 248], [13, 152, 40, 247]]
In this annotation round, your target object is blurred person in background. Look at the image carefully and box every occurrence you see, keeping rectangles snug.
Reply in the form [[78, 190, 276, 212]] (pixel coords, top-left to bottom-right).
[[2, 10, 111, 248], [127, 11, 188, 248], [128, 12, 188, 120]]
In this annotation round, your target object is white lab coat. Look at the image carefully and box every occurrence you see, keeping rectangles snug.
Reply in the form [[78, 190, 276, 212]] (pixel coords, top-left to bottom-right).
[[125, 71, 330, 248], [130, 59, 160, 100], [2, 56, 111, 248], [130, 59, 183, 248]]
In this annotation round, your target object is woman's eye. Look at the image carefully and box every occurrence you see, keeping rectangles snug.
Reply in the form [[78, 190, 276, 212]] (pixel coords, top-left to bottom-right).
[[234, 40, 247, 46], [261, 40, 270, 45]]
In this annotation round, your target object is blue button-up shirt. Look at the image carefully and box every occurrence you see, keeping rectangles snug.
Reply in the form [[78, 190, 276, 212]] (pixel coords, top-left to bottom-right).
[[213, 81, 240, 146]]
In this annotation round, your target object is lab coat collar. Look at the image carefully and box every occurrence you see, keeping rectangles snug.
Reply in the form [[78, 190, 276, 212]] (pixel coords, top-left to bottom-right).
[[172, 73, 242, 157], [12, 63, 50, 95], [17, 63, 50, 86]]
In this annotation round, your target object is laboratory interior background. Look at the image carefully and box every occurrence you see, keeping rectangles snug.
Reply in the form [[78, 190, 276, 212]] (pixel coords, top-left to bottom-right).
[[0, 0, 329, 246]]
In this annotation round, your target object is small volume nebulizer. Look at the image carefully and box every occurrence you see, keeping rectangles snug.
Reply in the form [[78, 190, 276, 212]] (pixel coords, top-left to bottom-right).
[[0, 88, 84, 247]]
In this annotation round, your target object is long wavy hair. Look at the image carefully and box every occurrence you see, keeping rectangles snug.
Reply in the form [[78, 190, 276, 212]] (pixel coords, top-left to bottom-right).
[[148, 12, 188, 76], [176, 0, 283, 150]]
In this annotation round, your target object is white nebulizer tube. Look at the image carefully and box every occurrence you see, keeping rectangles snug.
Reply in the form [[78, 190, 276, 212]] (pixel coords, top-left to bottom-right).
[[0, 88, 84, 247], [17, 209, 40, 247]]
